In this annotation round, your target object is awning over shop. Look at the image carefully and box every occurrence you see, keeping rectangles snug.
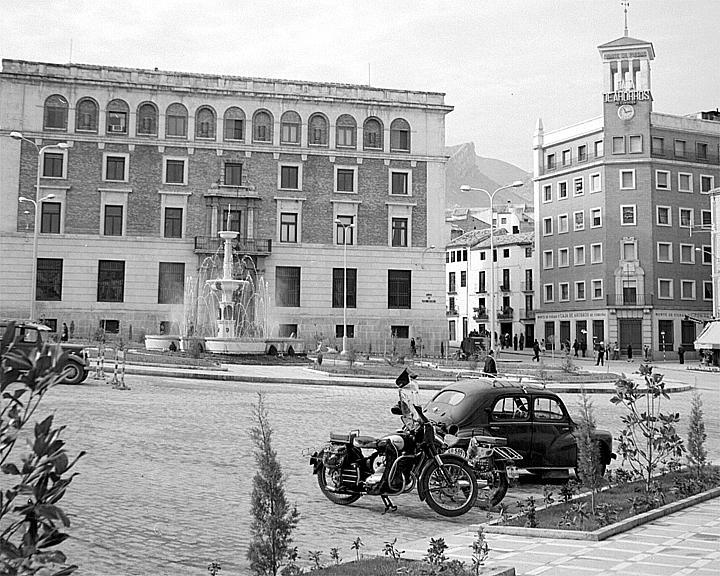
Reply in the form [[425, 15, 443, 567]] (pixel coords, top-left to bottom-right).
[[694, 321, 720, 350]]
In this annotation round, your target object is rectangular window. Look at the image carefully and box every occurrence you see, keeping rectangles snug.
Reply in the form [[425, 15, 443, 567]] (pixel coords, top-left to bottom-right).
[[164, 207, 183, 238], [43, 153, 64, 178], [573, 210, 584, 231], [546, 153, 555, 170], [335, 325, 355, 339], [448, 271, 456, 293], [621, 205, 636, 225], [335, 216, 355, 245], [222, 209, 242, 233], [656, 170, 670, 190], [591, 208, 602, 228], [696, 142, 708, 160], [280, 212, 298, 243], [658, 279, 673, 299], [575, 281, 586, 301], [652, 137, 664, 155], [704, 281, 713, 300], [391, 172, 409, 195], [337, 126, 355, 147], [657, 242, 672, 262], [562, 149, 571, 166], [543, 217, 552, 235], [558, 181, 568, 199], [577, 144, 587, 162], [543, 184, 552, 203], [543, 250, 553, 269], [679, 208, 693, 228], [104, 205, 123, 236], [167, 115, 186, 137], [390, 128, 409, 151], [622, 241, 636, 261], [558, 248, 569, 268], [165, 159, 186, 184], [629, 135, 642, 153], [657, 206, 671, 226], [573, 177, 584, 196], [544, 284, 554, 303], [105, 156, 127, 181], [678, 173, 693, 193], [620, 170, 636, 189], [590, 173, 601, 193], [281, 123, 299, 144], [97, 260, 125, 302], [478, 271, 486, 293], [574, 245, 585, 266], [701, 210, 712, 229], [388, 270, 411, 309], [332, 268, 357, 308], [36, 258, 62, 301], [280, 165, 300, 190], [40, 202, 61, 234], [559, 282, 570, 301], [591, 243, 602, 263], [612, 136, 625, 154], [336, 168, 355, 192], [701, 175, 715, 194], [680, 244, 695, 264], [276, 266, 300, 307], [461, 270, 467, 288], [108, 111, 127, 133], [225, 118, 244, 141], [592, 279, 603, 299], [224, 163, 243, 186], [391, 325, 410, 339], [701, 245, 712, 265], [558, 214, 569, 233], [674, 140, 686, 158], [391, 218, 408, 247], [594, 140, 604, 158], [158, 262, 185, 304]]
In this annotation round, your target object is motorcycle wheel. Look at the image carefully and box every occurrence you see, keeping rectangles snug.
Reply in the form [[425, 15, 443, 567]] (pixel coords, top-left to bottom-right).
[[477, 468, 509, 508], [316, 464, 361, 505], [420, 460, 478, 517]]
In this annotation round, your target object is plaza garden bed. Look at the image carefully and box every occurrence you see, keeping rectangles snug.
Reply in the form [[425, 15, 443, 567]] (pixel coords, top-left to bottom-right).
[[312, 557, 513, 576], [486, 466, 720, 539]]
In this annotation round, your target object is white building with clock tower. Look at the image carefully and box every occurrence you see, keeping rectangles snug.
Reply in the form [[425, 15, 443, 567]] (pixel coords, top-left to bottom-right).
[[532, 30, 720, 361]]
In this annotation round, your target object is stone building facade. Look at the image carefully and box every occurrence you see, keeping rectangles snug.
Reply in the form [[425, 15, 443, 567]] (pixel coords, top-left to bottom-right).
[[0, 60, 451, 352]]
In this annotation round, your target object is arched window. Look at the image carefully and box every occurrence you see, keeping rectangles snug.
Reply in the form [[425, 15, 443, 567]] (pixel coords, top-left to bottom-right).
[[308, 113, 328, 146], [44, 95, 68, 130], [106, 99, 129, 134], [195, 106, 216, 139], [390, 118, 411, 152], [363, 117, 383, 150], [137, 102, 158, 135], [280, 111, 301, 145], [223, 107, 245, 141], [253, 110, 273, 143], [336, 114, 356, 148], [166, 103, 188, 138], [75, 98, 98, 132]]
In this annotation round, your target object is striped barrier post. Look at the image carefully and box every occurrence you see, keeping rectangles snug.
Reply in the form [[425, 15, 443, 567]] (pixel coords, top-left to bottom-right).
[[112, 348, 130, 390], [110, 348, 119, 386], [93, 343, 106, 380]]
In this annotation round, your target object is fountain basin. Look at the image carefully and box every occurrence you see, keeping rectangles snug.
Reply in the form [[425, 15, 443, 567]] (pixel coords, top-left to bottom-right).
[[205, 338, 266, 355], [180, 337, 206, 354], [145, 335, 180, 351]]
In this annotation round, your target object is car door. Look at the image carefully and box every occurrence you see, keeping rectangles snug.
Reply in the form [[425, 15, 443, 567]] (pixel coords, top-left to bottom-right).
[[486, 393, 532, 465], [530, 395, 576, 468]]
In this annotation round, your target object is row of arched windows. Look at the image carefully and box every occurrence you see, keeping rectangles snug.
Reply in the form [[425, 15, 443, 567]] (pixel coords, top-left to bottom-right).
[[43, 95, 412, 151]]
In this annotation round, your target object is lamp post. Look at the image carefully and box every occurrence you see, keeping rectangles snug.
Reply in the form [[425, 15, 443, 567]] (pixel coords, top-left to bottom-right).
[[660, 331, 666, 362], [10, 132, 68, 321], [460, 181, 523, 355], [334, 219, 355, 355]]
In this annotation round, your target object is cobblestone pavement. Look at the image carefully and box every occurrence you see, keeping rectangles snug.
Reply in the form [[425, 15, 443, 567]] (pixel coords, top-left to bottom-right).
[[34, 362, 718, 575]]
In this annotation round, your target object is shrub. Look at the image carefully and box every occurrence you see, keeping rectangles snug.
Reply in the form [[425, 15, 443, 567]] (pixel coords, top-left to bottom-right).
[[686, 387, 708, 477], [576, 388, 604, 511], [247, 393, 300, 576]]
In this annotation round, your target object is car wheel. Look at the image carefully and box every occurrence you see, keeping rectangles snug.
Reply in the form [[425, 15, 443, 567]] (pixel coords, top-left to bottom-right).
[[61, 361, 85, 385]]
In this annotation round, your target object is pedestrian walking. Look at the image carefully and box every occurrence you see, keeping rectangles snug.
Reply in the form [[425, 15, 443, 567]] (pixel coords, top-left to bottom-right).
[[612, 341, 620, 360], [61, 322, 69, 342], [519, 333, 524, 350], [643, 344, 649, 361], [581, 340, 587, 357], [540, 339, 546, 354], [532, 340, 540, 362], [410, 337, 416, 356], [573, 339, 579, 357], [513, 334, 518, 351], [483, 349, 498, 375], [678, 345, 685, 364], [596, 341, 605, 366], [628, 343, 635, 362]]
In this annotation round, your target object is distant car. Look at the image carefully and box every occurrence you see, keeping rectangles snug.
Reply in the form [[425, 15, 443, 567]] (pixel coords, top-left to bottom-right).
[[423, 378, 614, 477], [0, 321, 90, 385]]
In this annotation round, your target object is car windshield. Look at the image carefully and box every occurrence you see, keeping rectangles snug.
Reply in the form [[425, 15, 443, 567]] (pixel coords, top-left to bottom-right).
[[430, 390, 466, 406]]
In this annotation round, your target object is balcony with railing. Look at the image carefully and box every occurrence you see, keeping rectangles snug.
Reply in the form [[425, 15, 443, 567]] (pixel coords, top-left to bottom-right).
[[497, 306, 514, 320], [520, 308, 536, 320], [650, 148, 720, 166], [541, 150, 604, 176], [499, 283, 511, 292], [194, 236, 272, 255], [521, 281, 534, 292], [606, 293, 654, 307], [447, 306, 459, 317], [473, 307, 488, 321]]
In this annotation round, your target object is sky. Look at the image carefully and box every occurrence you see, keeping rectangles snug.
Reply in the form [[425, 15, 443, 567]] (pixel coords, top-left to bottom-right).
[[1, 0, 718, 172]]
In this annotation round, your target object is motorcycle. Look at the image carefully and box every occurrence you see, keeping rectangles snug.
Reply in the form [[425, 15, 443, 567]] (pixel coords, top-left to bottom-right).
[[308, 369, 479, 517]]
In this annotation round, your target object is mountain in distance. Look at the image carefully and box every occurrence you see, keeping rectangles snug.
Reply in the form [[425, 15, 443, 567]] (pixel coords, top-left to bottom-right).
[[445, 142, 532, 209]]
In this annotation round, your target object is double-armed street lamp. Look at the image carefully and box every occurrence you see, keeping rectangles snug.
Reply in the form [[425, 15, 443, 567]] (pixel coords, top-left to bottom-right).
[[335, 219, 355, 355], [459, 181, 524, 355], [10, 132, 68, 320]]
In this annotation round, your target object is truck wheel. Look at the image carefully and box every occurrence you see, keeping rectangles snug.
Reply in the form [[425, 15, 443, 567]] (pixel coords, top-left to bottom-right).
[[62, 361, 85, 385]]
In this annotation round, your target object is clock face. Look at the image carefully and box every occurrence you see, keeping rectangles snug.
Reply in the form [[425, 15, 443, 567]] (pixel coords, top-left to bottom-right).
[[618, 104, 635, 120]]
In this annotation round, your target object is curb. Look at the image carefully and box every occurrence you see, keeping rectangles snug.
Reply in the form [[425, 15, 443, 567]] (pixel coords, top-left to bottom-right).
[[478, 487, 720, 541]]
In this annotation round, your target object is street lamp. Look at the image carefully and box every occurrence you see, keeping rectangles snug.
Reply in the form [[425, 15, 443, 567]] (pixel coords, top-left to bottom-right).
[[660, 331, 666, 362], [10, 132, 68, 321], [460, 181, 523, 355], [334, 219, 355, 355]]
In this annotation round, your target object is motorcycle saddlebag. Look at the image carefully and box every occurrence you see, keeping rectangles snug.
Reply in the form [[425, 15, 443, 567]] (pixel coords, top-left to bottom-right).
[[322, 443, 348, 470]]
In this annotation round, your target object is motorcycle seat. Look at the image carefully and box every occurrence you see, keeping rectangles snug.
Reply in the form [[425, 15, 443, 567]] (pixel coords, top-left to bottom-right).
[[353, 435, 379, 449]]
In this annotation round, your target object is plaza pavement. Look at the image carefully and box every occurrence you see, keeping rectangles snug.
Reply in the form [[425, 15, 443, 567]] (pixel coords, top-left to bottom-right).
[[108, 348, 718, 575]]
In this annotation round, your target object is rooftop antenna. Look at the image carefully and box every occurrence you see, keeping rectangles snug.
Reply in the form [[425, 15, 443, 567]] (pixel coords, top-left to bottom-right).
[[622, 0, 630, 37], [69, 39, 73, 63]]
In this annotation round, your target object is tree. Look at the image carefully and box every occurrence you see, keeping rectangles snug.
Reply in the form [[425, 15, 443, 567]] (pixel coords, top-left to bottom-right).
[[576, 388, 603, 511], [247, 393, 300, 576], [686, 388, 707, 478], [0, 322, 85, 575]]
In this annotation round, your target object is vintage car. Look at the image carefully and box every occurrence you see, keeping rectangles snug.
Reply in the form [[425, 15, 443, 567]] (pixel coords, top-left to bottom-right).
[[423, 378, 614, 476], [0, 321, 90, 385]]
